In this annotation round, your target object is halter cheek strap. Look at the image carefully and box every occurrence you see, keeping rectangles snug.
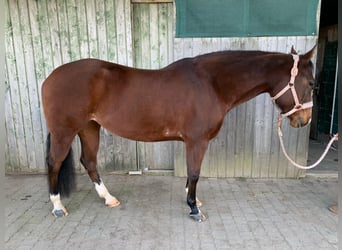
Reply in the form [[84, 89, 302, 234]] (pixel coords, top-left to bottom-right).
[[271, 54, 313, 117]]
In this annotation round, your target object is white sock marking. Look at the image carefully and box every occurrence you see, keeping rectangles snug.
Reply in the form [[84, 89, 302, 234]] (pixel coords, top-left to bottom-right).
[[50, 193, 68, 215], [94, 180, 117, 205]]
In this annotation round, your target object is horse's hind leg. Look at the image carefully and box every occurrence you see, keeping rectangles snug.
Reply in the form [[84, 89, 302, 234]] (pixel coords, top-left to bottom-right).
[[47, 133, 76, 217], [78, 121, 120, 207]]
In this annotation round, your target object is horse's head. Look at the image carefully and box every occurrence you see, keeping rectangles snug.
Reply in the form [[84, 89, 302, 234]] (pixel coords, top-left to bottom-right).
[[271, 46, 316, 128]]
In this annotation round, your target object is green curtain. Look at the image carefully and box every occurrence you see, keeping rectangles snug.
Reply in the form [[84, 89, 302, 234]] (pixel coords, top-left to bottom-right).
[[175, 0, 319, 38]]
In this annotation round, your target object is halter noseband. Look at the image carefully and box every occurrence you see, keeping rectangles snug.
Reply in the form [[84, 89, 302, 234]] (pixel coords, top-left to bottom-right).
[[271, 54, 313, 117]]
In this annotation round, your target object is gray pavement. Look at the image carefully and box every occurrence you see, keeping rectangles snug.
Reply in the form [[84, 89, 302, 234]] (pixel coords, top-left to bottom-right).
[[307, 138, 338, 173], [5, 173, 338, 250]]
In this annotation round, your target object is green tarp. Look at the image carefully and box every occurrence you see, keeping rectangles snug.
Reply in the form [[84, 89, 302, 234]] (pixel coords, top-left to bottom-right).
[[175, 0, 319, 38]]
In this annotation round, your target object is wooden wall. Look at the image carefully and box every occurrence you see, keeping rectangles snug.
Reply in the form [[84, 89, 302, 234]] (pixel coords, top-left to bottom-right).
[[5, 0, 318, 178], [5, 0, 135, 173]]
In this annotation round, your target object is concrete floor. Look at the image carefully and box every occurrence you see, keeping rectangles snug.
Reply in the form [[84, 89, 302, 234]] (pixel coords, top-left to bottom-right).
[[5, 173, 337, 249]]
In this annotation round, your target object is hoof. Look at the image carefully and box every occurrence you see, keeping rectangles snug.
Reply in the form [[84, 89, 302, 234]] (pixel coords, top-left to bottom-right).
[[52, 209, 68, 217], [328, 204, 338, 214], [190, 209, 207, 222], [106, 198, 120, 207]]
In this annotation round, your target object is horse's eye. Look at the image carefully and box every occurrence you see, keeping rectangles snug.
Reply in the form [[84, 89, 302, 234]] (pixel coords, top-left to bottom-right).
[[308, 79, 315, 88]]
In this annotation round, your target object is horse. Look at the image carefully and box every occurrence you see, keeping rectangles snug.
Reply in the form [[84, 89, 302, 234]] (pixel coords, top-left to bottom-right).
[[42, 46, 315, 222]]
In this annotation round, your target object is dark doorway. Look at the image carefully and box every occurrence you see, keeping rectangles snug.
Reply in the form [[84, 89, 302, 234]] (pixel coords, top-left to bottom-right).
[[308, 0, 338, 173]]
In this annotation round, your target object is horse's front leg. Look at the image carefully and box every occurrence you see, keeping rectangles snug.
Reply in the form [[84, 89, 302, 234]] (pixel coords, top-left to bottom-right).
[[185, 139, 209, 222], [185, 179, 202, 207]]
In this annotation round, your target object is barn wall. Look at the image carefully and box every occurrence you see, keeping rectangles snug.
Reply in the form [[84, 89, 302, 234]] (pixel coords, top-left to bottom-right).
[[5, 0, 318, 178], [5, 0, 135, 173]]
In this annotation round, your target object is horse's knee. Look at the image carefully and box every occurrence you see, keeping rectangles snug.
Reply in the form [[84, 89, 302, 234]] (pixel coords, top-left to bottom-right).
[[188, 174, 199, 183]]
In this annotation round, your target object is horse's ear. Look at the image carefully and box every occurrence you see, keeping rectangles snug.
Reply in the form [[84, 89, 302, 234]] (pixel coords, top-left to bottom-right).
[[301, 45, 316, 62], [291, 46, 298, 55]]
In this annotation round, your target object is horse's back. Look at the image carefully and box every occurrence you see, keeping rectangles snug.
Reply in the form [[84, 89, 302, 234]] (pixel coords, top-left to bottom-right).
[[42, 59, 122, 90]]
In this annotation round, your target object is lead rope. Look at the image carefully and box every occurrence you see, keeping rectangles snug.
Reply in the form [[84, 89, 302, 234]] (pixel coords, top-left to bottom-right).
[[277, 117, 338, 170]]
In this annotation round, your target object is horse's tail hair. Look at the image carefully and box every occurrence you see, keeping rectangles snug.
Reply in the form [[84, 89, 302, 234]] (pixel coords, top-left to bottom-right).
[[46, 133, 76, 197]]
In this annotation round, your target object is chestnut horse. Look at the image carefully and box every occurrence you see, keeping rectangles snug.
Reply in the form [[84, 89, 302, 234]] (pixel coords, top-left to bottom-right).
[[42, 47, 315, 221]]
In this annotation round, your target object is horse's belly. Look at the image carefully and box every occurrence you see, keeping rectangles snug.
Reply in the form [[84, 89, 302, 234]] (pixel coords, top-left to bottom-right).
[[93, 112, 184, 142]]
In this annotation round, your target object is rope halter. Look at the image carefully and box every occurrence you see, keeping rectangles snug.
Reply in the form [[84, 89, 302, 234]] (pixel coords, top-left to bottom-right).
[[271, 54, 313, 117], [273, 53, 338, 170]]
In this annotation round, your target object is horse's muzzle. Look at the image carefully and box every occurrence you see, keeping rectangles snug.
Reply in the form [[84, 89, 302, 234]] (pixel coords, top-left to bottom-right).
[[288, 109, 312, 128]]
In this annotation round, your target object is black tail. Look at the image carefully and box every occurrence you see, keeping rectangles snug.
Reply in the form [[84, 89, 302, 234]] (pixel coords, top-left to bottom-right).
[[46, 133, 76, 197]]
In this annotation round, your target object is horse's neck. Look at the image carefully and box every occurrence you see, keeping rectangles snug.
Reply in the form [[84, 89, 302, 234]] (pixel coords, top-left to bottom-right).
[[202, 52, 291, 112], [213, 63, 272, 111]]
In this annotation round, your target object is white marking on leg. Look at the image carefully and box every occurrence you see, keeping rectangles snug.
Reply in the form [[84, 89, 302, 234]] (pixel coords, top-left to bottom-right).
[[50, 193, 68, 216], [94, 180, 120, 207]]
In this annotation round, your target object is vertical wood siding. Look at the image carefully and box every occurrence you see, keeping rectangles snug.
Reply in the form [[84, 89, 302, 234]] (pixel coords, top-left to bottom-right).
[[5, 0, 318, 178], [5, 0, 135, 173]]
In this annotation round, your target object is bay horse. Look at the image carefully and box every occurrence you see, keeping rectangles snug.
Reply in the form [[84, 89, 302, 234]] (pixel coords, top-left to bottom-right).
[[42, 46, 315, 221]]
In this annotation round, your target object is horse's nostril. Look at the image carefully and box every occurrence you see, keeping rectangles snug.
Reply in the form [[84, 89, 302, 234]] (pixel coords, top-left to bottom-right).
[[297, 117, 303, 128]]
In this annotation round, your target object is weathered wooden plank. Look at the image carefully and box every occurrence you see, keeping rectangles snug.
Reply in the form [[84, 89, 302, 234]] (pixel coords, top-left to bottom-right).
[[46, 1, 62, 67], [99, 129, 137, 171], [224, 105, 237, 177], [4, 60, 19, 169], [66, 0, 81, 60], [76, 0, 90, 58], [105, 0, 118, 62], [241, 99, 255, 177], [116, 0, 133, 65], [96, 0, 108, 60], [5, 1, 22, 170], [34, 0, 53, 77], [12, 0, 36, 169], [132, 0, 173, 3], [150, 4, 159, 67], [180, 38, 194, 58], [25, 0, 46, 170], [251, 95, 269, 178], [234, 104, 247, 177], [174, 141, 186, 177], [35, 0, 53, 141], [56, 0, 70, 62], [86, 0, 99, 58]]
